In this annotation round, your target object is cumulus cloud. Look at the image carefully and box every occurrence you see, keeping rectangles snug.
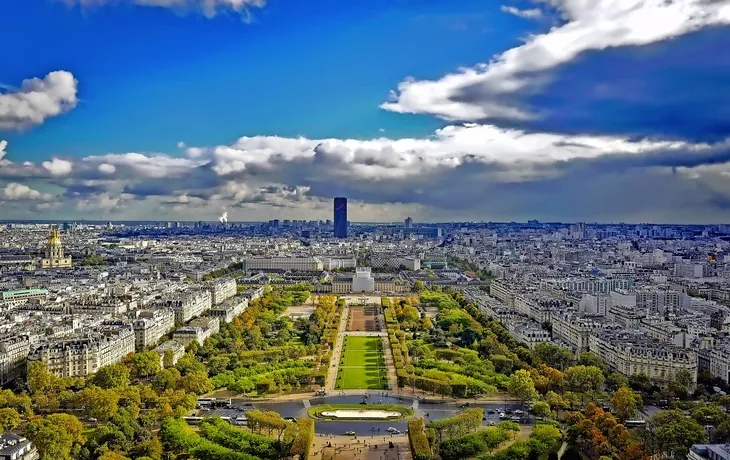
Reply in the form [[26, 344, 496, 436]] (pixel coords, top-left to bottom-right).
[[65, 0, 266, 17], [500, 5, 542, 19], [381, 0, 730, 123], [0, 71, 78, 130], [42, 158, 74, 176], [2, 183, 55, 201]]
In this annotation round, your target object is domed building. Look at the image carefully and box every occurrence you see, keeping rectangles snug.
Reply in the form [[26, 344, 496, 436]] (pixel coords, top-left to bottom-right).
[[40, 227, 72, 269]]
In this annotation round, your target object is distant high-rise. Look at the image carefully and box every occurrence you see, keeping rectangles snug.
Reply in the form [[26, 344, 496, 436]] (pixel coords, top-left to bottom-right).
[[405, 217, 413, 229], [334, 197, 347, 238]]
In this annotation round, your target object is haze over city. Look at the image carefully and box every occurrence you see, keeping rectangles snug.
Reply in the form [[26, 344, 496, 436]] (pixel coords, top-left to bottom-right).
[[3, 0, 730, 223]]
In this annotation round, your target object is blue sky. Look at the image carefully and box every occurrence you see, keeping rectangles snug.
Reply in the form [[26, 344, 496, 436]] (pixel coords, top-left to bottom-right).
[[2, 0, 730, 222], [3, 0, 533, 159]]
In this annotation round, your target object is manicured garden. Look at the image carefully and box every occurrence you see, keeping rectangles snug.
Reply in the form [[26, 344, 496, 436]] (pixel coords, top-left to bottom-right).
[[335, 336, 388, 389]]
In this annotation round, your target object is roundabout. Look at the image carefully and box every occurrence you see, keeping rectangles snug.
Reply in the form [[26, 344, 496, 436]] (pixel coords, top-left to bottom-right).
[[308, 404, 413, 422]]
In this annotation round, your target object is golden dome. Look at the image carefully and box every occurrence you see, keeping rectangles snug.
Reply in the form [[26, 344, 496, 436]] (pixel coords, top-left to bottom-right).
[[48, 228, 62, 246]]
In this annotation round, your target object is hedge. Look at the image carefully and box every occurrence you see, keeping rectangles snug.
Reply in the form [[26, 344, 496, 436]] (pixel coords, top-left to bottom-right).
[[408, 418, 431, 460]]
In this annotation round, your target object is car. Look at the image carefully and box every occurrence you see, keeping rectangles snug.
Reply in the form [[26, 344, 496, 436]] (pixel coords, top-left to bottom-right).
[[487, 420, 496, 426], [498, 412, 506, 418], [487, 409, 496, 414], [387, 427, 399, 433], [459, 403, 470, 408], [200, 407, 211, 411], [284, 417, 296, 422], [514, 409, 524, 415], [509, 416, 521, 422], [345, 431, 356, 436], [360, 401, 368, 405], [505, 408, 513, 414], [315, 390, 328, 396]]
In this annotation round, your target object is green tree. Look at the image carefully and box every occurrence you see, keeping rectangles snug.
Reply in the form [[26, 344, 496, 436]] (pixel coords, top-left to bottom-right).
[[25, 414, 84, 460], [127, 351, 161, 379], [545, 391, 567, 417], [692, 404, 727, 426], [578, 352, 608, 374], [532, 401, 551, 419], [0, 408, 21, 432], [90, 364, 130, 389], [27, 361, 57, 395], [610, 386, 641, 422], [77, 386, 120, 421], [532, 343, 574, 370], [152, 368, 181, 392], [529, 423, 562, 457], [507, 370, 538, 404], [412, 280, 425, 293], [606, 372, 629, 390], [648, 410, 706, 460], [179, 371, 213, 395], [564, 365, 605, 397]]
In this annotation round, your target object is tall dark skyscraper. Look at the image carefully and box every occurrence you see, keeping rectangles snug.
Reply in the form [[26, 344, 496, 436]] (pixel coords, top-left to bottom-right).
[[333, 197, 347, 238]]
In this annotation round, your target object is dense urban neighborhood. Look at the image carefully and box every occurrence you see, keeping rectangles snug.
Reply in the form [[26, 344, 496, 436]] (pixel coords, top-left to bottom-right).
[[0, 217, 730, 459]]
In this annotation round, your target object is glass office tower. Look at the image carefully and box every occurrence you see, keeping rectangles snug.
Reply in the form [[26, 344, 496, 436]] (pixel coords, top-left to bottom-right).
[[333, 197, 347, 238]]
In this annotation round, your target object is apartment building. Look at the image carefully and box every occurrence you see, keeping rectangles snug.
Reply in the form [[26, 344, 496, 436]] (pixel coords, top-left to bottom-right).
[[208, 279, 236, 305], [0, 335, 30, 385], [370, 255, 421, 271], [173, 317, 220, 347], [0, 433, 39, 460], [589, 331, 697, 386], [29, 323, 135, 378], [132, 308, 175, 351], [490, 279, 515, 308], [551, 278, 633, 294], [209, 297, 248, 323], [156, 290, 212, 324], [509, 322, 551, 349], [552, 311, 620, 353]]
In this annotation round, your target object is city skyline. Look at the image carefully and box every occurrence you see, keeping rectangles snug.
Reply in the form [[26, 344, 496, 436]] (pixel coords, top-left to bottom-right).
[[2, 1, 730, 223]]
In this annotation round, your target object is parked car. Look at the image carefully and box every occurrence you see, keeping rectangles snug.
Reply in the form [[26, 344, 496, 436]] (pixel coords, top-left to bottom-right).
[[487, 409, 496, 414], [505, 408, 513, 414], [514, 409, 524, 415], [345, 431, 356, 436], [315, 390, 328, 396], [487, 420, 496, 426], [498, 412, 506, 418]]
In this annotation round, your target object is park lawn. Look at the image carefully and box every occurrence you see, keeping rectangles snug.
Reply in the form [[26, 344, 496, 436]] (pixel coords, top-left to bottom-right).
[[336, 336, 388, 390]]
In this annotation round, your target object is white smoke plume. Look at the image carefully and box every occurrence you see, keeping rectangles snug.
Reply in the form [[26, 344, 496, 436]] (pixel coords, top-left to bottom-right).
[[219, 212, 228, 224]]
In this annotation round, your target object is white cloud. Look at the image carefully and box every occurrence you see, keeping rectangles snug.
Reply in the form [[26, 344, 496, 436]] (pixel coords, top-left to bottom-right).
[[2, 183, 54, 201], [98, 163, 117, 174], [382, 0, 730, 121], [0, 71, 78, 130], [66, 0, 266, 17], [500, 5, 542, 19], [42, 158, 74, 176]]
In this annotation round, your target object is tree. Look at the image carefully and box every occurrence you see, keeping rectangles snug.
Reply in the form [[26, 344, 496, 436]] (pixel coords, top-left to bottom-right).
[[507, 370, 538, 404], [25, 414, 84, 460], [648, 410, 706, 460], [610, 386, 641, 422], [0, 408, 20, 432], [152, 368, 180, 392], [606, 372, 629, 390], [545, 391, 567, 416], [578, 352, 608, 374], [179, 371, 213, 395], [77, 386, 120, 421], [90, 364, 130, 389], [529, 424, 562, 457], [412, 280, 425, 293], [532, 343, 574, 370], [532, 401, 551, 419], [564, 365, 605, 398], [27, 361, 57, 395], [127, 351, 161, 379], [692, 404, 727, 426]]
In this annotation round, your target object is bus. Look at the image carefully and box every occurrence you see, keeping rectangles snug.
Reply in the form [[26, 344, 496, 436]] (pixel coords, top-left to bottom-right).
[[624, 420, 646, 428]]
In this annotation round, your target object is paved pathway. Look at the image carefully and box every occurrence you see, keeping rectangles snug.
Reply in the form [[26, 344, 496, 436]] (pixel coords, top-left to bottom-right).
[[303, 399, 311, 408], [325, 306, 350, 392]]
